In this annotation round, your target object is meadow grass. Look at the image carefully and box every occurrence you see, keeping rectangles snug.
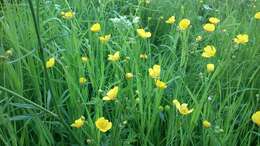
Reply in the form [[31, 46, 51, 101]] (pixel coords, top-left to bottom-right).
[[0, 0, 260, 145]]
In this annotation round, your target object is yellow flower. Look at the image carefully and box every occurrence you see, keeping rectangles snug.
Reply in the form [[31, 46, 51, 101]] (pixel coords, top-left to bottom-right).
[[209, 17, 220, 25], [46, 57, 55, 69], [202, 45, 216, 58], [140, 53, 148, 59], [255, 12, 260, 19], [252, 111, 260, 126], [203, 23, 215, 32], [137, 29, 151, 39], [61, 10, 75, 20], [90, 23, 101, 32], [108, 51, 120, 62], [102, 86, 119, 101], [207, 64, 215, 73], [196, 35, 202, 42], [172, 99, 193, 115], [233, 34, 249, 44], [125, 73, 134, 80], [99, 34, 111, 43], [203, 120, 211, 128], [155, 80, 167, 89], [148, 64, 160, 79], [179, 18, 190, 30], [71, 116, 85, 128], [95, 117, 112, 132], [79, 77, 87, 85], [165, 16, 176, 24], [81, 56, 89, 63]]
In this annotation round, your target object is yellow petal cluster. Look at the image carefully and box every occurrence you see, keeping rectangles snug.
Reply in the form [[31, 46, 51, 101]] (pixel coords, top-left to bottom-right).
[[95, 117, 112, 132], [46, 57, 55, 69], [252, 111, 260, 126], [207, 64, 215, 73], [148, 64, 160, 79], [155, 80, 167, 89], [102, 86, 119, 101], [233, 34, 249, 44], [255, 12, 260, 19], [140, 53, 148, 59], [108, 51, 120, 62], [209, 17, 220, 25], [179, 19, 190, 30], [81, 56, 89, 63], [165, 16, 176, 24], [71, 116, 85, 128], [91, 23, 101, 32], [203, 23, 215, 32], [203, 120, 211, 128], [125, 73, 134, 80], [61, 10, 75, 20], [201, 45, 216, 58], [172, 99, 193, 115], [137, 29, 152, 39], [99, 34, 111, 43], [79, 77, 87, 85]]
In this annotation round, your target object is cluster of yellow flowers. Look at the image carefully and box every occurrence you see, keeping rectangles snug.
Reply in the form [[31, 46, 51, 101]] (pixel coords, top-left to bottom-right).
[[71, 116, 112, 132], [61, 10, 75, 20], [201, 45, 216, 73], [148, 64, 167, 89], [58, 11, 260, 132]]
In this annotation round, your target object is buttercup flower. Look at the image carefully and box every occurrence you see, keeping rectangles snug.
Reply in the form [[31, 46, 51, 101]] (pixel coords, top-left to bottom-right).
[[202, 45, 216, 58], [91, 23, 101, 32], [137, 29, 151, 39], [255, 12, 260, 19], [99, 34, 111, 43], [81, 56, 89, 63], [103, 86, 119, 101], [155, 80, 167, 89], [165, 16, 176, 24], [207, 64, 215, 73], [61, 10, 75, 20], [46, 57, 55, 69], [233, 34, 249, 44], [71, 116, 85, 128], [203, 120, 211, 128], [79, 77, 87, 85], [148, 64, 160, 79], [179, 18, 190, 30], [95, 117, 112, 132], [203, 23, 215, 32], [140, 53, 148, 59], [251, 111, 260, 126], [125, 73, 134, 80], [108, 51, 120, 62], [209, 17, 220, 25], [172, 99, 193, 115], [196, 35, 202, 42]]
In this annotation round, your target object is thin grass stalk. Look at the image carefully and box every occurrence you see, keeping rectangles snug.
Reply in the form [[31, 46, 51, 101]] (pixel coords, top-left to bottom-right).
[[26, 0, 82, 145]]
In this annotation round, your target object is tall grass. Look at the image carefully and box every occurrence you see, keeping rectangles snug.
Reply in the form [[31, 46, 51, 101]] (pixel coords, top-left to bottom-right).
[[0, 0, 260, 145]]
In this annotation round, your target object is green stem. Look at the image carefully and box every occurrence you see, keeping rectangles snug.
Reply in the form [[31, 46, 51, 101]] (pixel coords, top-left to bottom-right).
[[26, 0, 83, 145]]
